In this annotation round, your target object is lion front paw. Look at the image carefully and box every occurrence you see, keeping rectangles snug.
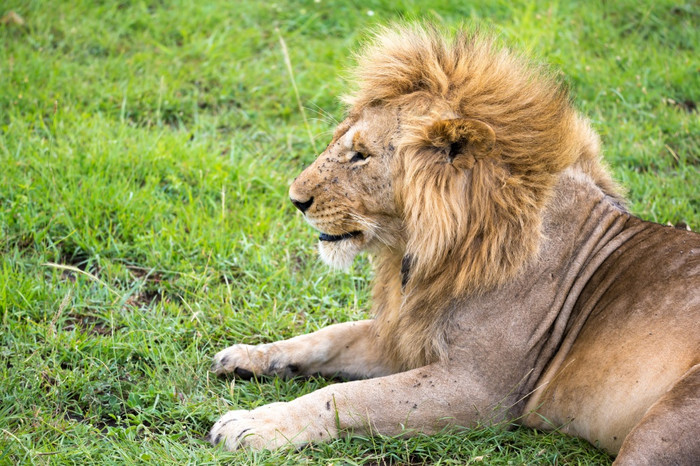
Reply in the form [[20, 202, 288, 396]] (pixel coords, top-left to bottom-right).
[[211, 342, 302, 378], [208, 403, 330, 451], [210, 344, 264, 377]]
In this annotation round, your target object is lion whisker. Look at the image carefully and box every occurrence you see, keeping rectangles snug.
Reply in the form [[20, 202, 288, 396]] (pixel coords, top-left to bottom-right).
[[348, 213, 394, 247], [306, 103, 340, 126]]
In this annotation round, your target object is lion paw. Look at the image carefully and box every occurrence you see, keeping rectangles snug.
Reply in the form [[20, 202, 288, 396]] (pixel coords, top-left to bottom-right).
[[210, 344, 265, 377], [208, 403, 326, 451], [211, 343, 303, 378]]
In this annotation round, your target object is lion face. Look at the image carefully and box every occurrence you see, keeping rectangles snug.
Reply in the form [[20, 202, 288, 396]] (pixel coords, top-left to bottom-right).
[[289, 105, 402, 269]]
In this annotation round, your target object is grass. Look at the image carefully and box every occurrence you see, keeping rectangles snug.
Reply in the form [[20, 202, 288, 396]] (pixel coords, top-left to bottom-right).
[[0, 0, 697, 464]]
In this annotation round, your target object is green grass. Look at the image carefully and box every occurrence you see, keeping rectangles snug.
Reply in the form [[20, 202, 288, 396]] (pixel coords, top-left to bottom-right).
[[0, 0, 697, 464]]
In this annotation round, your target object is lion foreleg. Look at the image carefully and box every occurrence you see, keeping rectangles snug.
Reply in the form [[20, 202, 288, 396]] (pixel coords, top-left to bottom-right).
[[211, 320, 393, 380], [208, 362, 499, 451]]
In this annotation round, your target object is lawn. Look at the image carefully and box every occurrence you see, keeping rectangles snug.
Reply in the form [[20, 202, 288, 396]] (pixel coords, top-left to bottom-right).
[[0, 0, 697, 464]]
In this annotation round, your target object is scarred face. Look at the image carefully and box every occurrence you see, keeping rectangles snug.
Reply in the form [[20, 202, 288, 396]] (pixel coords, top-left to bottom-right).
[[289, 105, 402, 268]]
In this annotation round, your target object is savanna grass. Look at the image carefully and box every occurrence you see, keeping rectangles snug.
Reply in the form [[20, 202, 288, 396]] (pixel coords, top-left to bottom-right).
[[0, 0, 697, 464]]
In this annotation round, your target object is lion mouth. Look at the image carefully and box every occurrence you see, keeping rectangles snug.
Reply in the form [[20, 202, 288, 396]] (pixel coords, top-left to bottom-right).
[[318, 231, 362, 242]]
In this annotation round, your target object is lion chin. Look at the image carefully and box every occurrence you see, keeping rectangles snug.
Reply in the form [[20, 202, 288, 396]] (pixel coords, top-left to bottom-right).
[[317, 236, 363, 270], [209, 23, 700, 464]]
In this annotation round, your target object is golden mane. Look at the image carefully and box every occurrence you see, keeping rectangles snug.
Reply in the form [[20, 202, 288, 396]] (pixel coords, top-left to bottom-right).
[[345, 25, 625, 369]]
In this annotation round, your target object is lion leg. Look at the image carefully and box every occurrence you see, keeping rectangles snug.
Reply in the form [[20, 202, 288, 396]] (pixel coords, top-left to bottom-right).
[[614, 363, 700, 466], [211, 320, 393, 380], [208, 362, 500, 451]]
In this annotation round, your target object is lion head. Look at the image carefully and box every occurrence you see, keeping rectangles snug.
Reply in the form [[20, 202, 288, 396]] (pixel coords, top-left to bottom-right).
[[289, 25, 624, 368], [289, 105, 404, 270]]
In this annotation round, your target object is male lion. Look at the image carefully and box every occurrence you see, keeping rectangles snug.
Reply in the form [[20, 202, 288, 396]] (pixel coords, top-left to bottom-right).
[[209, 25, 700, 463]]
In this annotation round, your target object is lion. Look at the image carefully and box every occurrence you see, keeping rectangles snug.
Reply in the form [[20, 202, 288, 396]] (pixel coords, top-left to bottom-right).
[[208, 25, 700, 464]]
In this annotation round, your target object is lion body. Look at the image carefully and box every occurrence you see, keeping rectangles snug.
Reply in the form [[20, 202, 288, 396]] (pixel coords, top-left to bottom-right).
[[523, 211, 700, 455], [209, 25, 700, 463]]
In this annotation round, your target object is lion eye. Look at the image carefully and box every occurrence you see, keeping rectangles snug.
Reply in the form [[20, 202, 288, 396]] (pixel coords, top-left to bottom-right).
[[349, 151, 370, 163]]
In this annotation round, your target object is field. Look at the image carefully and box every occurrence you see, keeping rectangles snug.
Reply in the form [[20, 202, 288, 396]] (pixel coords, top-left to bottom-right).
[[0, 0, 697, 464]]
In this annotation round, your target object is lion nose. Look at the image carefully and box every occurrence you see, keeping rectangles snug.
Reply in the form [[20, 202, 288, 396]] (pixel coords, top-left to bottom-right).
[[290, 196, 314, 213]]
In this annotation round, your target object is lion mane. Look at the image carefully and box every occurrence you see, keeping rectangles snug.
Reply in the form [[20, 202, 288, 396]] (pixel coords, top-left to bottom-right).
[[347, 26, 624, 369]]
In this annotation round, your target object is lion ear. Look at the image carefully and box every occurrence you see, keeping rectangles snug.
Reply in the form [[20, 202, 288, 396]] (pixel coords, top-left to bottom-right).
[[425, 118, 496, 169]]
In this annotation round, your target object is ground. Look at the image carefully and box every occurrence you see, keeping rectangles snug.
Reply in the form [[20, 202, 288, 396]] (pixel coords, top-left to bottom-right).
[[0, 0, 697, 464]]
